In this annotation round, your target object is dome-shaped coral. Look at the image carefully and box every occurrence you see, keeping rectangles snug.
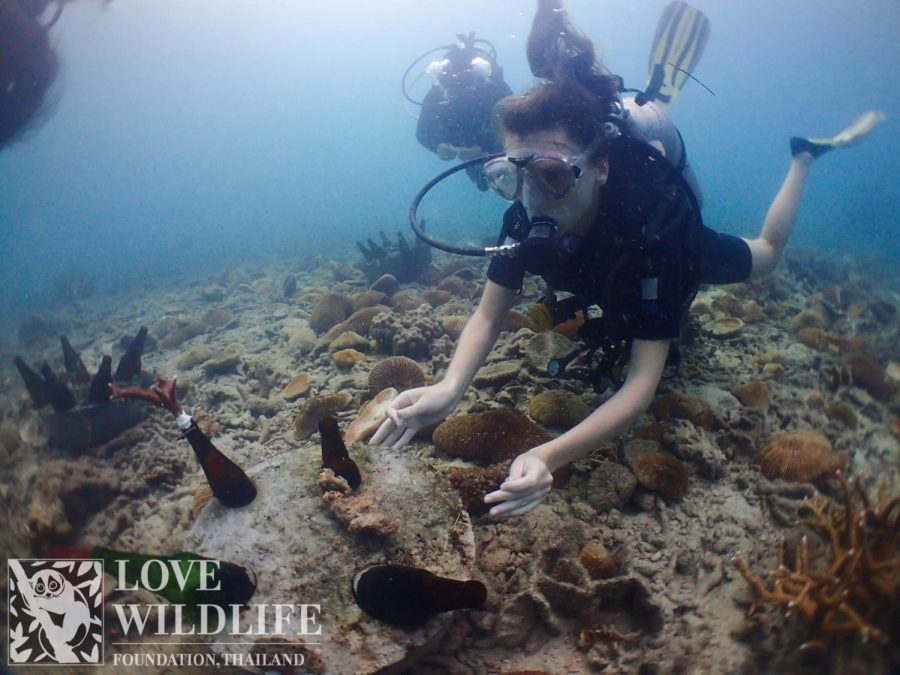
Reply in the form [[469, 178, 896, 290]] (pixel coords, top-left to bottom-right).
[[528, 390, 590, 429], [368, 356, 425, 396], [433, 408, 549, 463], [579, 543, 618, 579], [757, 432, 846, 483], [633, 452, 689, 500], [309, 293, 352, 334]]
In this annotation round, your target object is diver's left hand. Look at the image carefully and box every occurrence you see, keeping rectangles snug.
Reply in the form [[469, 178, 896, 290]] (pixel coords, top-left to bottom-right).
[[483, 450, 552, 517]]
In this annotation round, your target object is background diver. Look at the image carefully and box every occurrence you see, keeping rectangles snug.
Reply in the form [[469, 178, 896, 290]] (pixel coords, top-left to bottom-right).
[[373, 0, 884, 517], [406, 31, 513, 190]]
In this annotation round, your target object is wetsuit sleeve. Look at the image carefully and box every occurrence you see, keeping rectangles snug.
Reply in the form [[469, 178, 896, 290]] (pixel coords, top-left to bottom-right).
[[486, 203, 528, 290], [632, 244, 695, 341], [698, 226, 753, 284]]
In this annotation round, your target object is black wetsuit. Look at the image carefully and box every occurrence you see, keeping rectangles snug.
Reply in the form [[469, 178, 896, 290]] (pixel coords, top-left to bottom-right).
[[487, 137, 753, 344], [415, 77, 511, 155]]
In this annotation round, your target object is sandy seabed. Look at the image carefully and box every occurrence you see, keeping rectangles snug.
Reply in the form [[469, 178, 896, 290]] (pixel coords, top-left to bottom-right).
[[0, 245, 897, 675]]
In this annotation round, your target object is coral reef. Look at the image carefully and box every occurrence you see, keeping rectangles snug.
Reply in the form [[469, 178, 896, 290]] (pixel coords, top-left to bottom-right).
[[440, 461, 511, 514], [433, 408, 550, 463], [370, 305, 444, 360], [579, 543, 618, 579], [528, 390, 590, 429], [651, 392, 715, 430], [368, 356, 426, 395], [757, 432, 847, 483], [734, 476, 899, 652], [309, 292, 352, 335], [633, 452, 689, 501], [282, 372, 310, 401]]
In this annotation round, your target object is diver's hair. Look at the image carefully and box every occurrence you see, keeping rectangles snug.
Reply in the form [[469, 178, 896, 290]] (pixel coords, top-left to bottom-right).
[[497, 0, 618, 161], [0, 0, 61, 150]]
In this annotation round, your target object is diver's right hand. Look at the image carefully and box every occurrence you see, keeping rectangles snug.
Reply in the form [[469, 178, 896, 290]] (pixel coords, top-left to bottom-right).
[[369, 383, 459, 449], [436, 143, 457, 161]]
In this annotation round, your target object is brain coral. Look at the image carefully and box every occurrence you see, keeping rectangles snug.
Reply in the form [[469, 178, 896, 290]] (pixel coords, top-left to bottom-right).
[[527, 390, 590, 429], [757, 431, 847, 483], [432, 408, 550, 464], [633, 452, 689, 500], [368, 356, 425, 396]]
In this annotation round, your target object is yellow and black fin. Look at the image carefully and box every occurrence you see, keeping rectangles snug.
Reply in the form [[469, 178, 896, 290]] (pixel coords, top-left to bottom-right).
[[645, 1, 710, 111]]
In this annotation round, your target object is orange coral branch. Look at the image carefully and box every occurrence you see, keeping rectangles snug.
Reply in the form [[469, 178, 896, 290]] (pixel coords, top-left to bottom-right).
[[734, 473, 898, 650]]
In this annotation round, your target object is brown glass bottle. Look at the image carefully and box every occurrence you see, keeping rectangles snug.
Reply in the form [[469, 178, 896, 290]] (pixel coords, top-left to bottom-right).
[[88, 355, 113, 404], [352, 564, 487, 626], [40, 363, 77, 412], [60, 335, 91, 386], [13, 356, 51, 408], [184, 421, 256, 508], [113, 326, 148, 382], [318, 416, 361, 490]]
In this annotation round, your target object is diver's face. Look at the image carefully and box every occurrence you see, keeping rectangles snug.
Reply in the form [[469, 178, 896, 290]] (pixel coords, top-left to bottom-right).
[[502, 128, 608, 234]]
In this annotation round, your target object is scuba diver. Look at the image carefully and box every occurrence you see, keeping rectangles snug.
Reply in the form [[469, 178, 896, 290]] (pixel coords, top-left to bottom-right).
[[407, 32, 513, 190], [0, 0, 108, 150], [373, 0, 884, 518], [0, 0, 62, 149]]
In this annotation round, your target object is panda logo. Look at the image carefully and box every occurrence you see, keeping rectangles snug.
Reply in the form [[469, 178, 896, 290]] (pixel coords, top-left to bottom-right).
[[28, 568, 93, 658]]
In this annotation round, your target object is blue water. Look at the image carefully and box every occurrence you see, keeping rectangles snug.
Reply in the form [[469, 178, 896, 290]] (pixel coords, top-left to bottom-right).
[[1, 0, 898, 331]]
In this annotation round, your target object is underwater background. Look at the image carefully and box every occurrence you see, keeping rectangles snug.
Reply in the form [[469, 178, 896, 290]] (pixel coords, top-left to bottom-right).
[[0, 0, 898, 330]]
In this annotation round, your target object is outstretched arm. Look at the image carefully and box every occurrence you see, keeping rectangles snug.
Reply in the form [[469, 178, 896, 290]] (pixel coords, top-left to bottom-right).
[[485, 338, 670, 517], [371, 280, 518, 448]]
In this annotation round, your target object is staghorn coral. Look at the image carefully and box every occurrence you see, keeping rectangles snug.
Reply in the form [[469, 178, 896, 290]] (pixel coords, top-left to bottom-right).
[[734, 476, 899, 652], [757, 432, 847, 483], [368, 356, 425, 396], [432, 408, 550, 464], [370, 305, 444, 360]]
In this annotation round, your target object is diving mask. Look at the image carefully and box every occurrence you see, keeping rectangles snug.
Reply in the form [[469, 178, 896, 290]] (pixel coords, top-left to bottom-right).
[[483, 151, 587, 203]]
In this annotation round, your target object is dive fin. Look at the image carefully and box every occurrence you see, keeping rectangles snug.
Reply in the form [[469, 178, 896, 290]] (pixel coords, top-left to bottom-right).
[[645, 1, 710, 110], [790, 111, 886, 158]]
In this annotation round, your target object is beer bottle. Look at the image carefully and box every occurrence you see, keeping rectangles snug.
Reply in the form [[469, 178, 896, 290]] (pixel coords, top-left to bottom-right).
[[113, 326, 148, 382], [12, 356, 51, 408], [318, 416, 361, 490], [88, 355, 113, 404], [40, 363, 77, 412], [184, 420, 257, 508], [60, 335, 91, 386], [352, 564, 487, 627]]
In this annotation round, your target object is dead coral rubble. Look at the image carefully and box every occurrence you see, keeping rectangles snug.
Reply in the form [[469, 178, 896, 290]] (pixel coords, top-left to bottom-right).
[[734, 475, 899, 653]]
